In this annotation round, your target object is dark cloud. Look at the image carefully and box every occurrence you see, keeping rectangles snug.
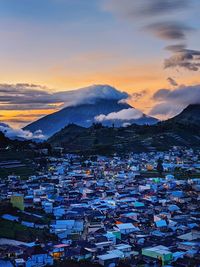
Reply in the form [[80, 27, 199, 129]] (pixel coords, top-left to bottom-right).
[[0, 83, 60, 110], [164, 48, 200, 71], [104, 0, 189, 18], [165, 44, 187, 52], [13, 114, 45, 118], [5, 118, 31, 124], [167, 77, 178, 86], [145, 22, 193, 40], [153, 84, 200, 104], [153, 89, 171, 100], [141, 0, 188, 16], [0, 104, 58, 111], [104, 0, 198, 74], [150, 84, 200, 116], [0, 83, 129, 111]]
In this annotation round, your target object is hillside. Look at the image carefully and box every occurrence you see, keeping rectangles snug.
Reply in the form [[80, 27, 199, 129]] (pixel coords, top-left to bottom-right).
[[0, 131, 51, 178], [0, 131, 33, 151], [48, 104, 200, 155], [167, 104, 200, 125]]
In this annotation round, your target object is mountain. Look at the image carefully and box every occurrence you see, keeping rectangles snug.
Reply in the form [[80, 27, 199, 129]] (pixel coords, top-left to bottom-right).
[[48, 104, 200, 155], [24, 85, 158, 137], [167, 104, 200, 125]]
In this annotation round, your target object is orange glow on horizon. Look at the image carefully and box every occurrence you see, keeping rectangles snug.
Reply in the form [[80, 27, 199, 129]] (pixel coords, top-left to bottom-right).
[[0, 61, 199, 128], [0, 109, 57, 128]]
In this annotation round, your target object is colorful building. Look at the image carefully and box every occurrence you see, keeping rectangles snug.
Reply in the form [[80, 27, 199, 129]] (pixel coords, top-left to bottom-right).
[[10, 193, 24, 211]]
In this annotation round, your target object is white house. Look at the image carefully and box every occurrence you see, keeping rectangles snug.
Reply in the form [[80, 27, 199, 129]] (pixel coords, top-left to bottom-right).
[[115, 223, 139, 234], [113, 244, 133, 258]]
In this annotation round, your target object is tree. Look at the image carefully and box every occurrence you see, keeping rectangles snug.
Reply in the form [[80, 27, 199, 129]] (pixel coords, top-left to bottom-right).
[[93, 138, 99, 145], [92, 123, 103, 129], [157, 158, 164, 176]]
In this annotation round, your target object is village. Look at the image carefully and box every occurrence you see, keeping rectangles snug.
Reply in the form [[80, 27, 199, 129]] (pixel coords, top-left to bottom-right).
[[0, 147, 200, 267]]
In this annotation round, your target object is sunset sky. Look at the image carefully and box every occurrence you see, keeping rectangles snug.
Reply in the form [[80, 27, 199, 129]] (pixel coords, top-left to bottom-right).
[[0, 0, 200, 127]]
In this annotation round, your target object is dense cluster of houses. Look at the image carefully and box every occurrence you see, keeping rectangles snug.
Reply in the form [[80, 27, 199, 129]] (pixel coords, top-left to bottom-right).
[[0, 147, 200, 267]]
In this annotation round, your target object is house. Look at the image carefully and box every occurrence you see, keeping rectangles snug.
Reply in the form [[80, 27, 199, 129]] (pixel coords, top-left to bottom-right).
[[43, 202, 53, 214], [50, 219, 84, 239], [104, 232, 117, 245], [53, 206, 66, 218], [95, 241, 113, 251], [142, 245, 173, 266], [178, 231, 200, 241], [14, 258, 25, 267], [98, 252, 120, 267], [0, 260, 14, 267], [51, 244, 69, 260], [155, 219, 167, 228], [67, 246, 93, 261], [114, 244, 133, 258], [21, 242, 53, 267], [115, 223, 139, 234]]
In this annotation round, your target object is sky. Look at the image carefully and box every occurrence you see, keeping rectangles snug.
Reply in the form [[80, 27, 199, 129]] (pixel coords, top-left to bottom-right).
[[0, 0, 200, 127]]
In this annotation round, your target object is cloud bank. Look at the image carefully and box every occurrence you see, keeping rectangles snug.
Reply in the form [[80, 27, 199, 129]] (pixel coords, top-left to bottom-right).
[[103, 0, 189, 19], [145, 22, 193, 40], [0, 83, 60, 110], [95, 108, 143, 122], [0, 83, 130, 127], [54, 84, 129, 107], [0, 123, 45, 140], [164, 48, 200, 71], [0, 83, 129, 111], [149, 84, 200, 117]]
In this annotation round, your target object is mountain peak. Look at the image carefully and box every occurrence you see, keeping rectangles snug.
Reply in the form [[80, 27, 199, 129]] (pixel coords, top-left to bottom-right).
[[82, 84, 128, 98], [58, 84, 129, 108]]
